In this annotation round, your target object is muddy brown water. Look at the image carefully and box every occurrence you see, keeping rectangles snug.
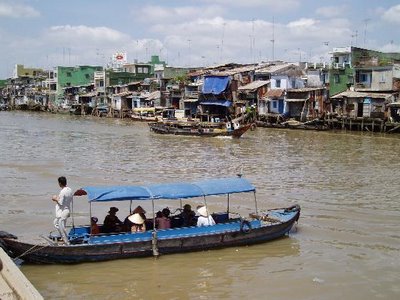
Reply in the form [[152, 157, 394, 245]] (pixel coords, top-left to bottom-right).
[[0, 111, 399, 299]]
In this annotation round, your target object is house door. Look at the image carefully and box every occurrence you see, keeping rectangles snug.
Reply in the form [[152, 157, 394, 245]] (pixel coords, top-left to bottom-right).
[[278, 99, 284, 114], [357, 102, 363, 117]]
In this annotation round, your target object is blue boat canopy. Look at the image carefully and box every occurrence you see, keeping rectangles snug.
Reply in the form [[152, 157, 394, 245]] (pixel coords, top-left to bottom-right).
[[202, 76, 230, 95], [75, 177, 255, 202]]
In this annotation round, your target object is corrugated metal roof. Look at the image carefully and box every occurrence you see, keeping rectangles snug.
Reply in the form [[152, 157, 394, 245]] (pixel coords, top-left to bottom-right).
[[79, 91, 97, 97], [255, 63, 294, 74], [113, 91, 132, 97], [265, 89, 284, 98], [145, 91, 161, 101], [210, 65, 257, 76], [288, 87, 324, 93], [331, 91, 393, 99], [238, 80, 270, 91]]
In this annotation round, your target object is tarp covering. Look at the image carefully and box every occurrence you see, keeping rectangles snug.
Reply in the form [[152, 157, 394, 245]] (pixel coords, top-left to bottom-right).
[[200, 100, 232, 107], [202, 76, 230, 95], [77, 177, 255, 202]]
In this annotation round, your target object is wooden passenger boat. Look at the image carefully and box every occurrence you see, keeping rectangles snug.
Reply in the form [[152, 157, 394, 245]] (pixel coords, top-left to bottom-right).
[[0, 177, 300, 264], [148, 121, 252, 138]]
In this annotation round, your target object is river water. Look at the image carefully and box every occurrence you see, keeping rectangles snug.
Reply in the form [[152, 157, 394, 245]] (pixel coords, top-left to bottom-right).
[[0, 111, 399, 299]]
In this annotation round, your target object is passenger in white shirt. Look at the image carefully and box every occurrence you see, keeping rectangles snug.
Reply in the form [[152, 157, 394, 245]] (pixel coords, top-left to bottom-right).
[[196, 205, 216, 227], [52, 176, 73, 244]]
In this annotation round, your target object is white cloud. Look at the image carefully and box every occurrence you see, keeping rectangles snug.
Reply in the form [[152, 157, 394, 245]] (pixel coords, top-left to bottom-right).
[[316, 5, 348, 18], [45, 25, 130, 45], [136, 5, 224, 23], [146, 15, 353, 66], [287, 18, 318, 28], [0, 2, 40, 18], [380, 41, 400, 53], [382, 4, 400, 24], [201, 0, 299, 11]]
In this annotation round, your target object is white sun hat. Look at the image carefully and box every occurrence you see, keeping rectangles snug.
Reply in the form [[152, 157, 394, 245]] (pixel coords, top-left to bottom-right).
[[197, 206, 209, 217], [128, 213, 145, 225]]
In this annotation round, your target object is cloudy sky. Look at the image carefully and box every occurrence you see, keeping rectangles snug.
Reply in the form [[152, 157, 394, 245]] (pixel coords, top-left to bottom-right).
[[0, 0, 399, 78]]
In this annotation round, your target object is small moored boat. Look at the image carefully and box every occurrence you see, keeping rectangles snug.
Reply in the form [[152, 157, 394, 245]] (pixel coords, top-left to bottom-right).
[[0, 177, 300, 264]]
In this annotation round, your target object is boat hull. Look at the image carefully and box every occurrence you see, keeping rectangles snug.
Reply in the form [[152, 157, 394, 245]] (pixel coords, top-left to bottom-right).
[[0, 208, 299, 264], [148, 122, 251, 138]]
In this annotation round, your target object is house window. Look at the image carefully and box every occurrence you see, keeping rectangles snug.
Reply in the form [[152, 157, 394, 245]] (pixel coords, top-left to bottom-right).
[[276, 79, 281, 88], [334, 74, 340, 84], [137, 67, 143, 73], [292, 80, 296, 88], [347, 75, 354, 84], [360, 73, 368, 82], [380, 73, 386, 83], [272, 101, 277, 109]]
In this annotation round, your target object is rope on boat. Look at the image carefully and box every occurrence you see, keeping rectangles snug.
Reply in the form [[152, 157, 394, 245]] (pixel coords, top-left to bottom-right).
[[13, 244, 49, 262]]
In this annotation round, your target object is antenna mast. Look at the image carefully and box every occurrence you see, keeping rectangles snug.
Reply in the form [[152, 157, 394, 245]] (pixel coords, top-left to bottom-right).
[[271, 17, 275, 61]]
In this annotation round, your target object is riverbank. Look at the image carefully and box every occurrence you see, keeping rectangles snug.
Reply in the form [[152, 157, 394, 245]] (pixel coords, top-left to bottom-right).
[[3, 106, 400, 134]]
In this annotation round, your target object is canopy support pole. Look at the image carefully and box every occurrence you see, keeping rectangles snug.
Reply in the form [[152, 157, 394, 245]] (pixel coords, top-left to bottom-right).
[[71, 197, 75, 230], [254, 191, 258, 215], [89, 202, 92, 234], [151, 199, 159, 257], [203, 195, 209, 215], [227, 194, 230, 214]]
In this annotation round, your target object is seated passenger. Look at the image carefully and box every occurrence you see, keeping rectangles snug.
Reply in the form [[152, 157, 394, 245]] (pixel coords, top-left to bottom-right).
[[132, 205, 147, 220], [196, 205, 216, 227], [179, 204, 196, 227], [102, 207, 123, 233], [123, 205, 147, 231], [90, 216, 100, 235], [128, 213, 146, 233], [156, 208, 171, 229]]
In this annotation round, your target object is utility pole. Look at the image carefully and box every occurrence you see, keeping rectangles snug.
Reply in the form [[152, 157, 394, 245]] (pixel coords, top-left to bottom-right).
[[271, 17, 275, 61], [363, 18, 370, 47], [252, 19, 255, 63], [221, 22, 226, 63], [187, 39, 191, 67], [351, 30, 358, 47]]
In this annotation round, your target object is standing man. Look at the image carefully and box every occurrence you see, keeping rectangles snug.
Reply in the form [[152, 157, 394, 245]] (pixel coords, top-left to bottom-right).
[[52, 176, 73, 245]]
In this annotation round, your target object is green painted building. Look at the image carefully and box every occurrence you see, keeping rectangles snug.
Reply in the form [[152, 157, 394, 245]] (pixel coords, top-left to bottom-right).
[[56, 65, 103, 102], [106, 70, 144, 86], [329, 47, 400, 96]]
